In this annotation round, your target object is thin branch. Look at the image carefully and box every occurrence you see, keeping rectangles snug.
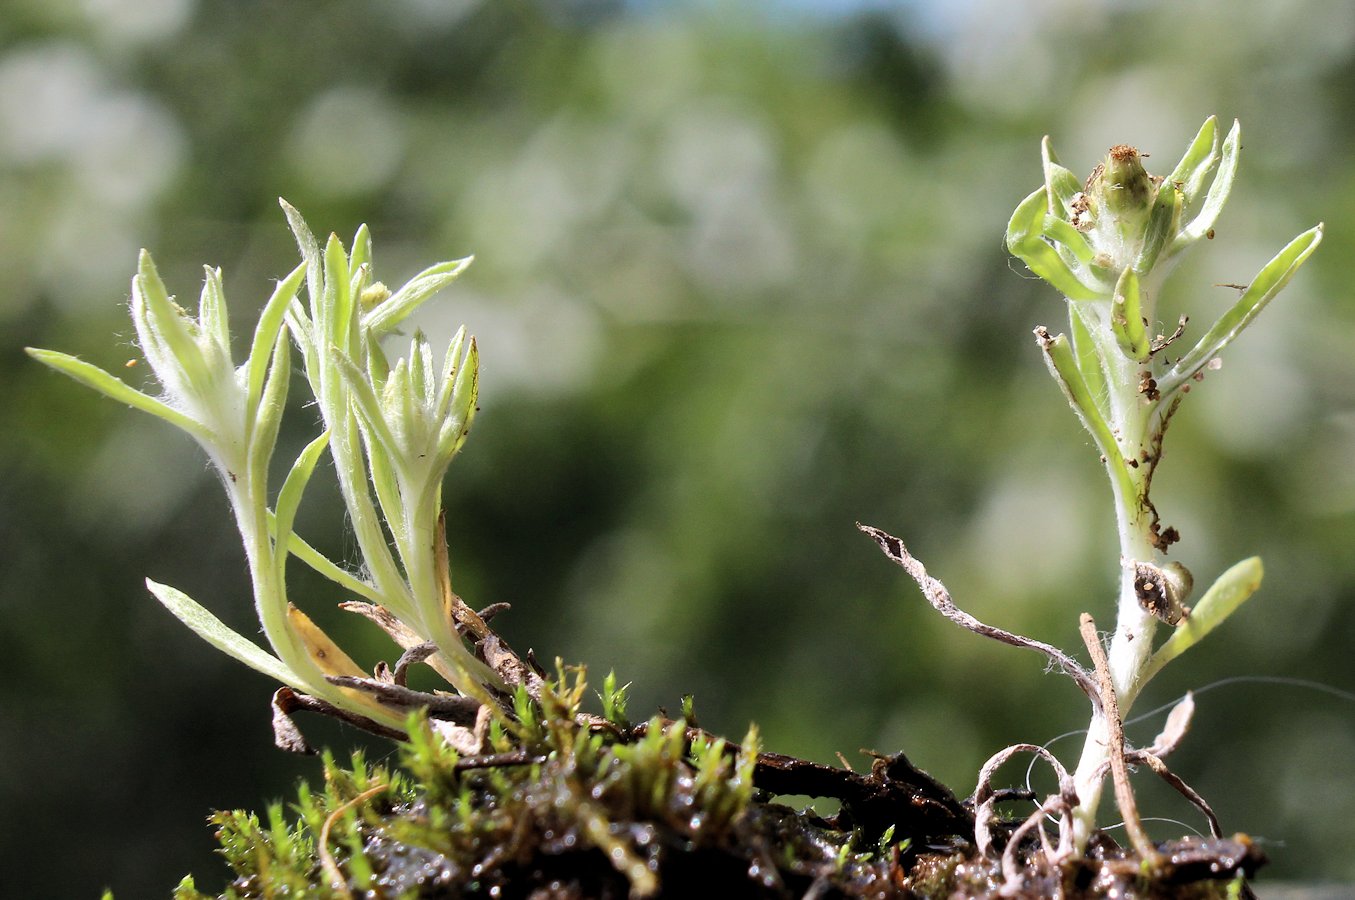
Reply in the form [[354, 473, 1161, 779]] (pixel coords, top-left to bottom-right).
[[271, 687, 317, 754], [1079, 613, 1163, 869], [393, 641, 438, 686], [324, 674, 482, 725], [271, 686, 407, 752], [479, 633, 547, 700], [1127, 750, 1222, 839], [587, 717, 972, 840], [859, 524, 1101, 709], [476, 602, 512, 624]]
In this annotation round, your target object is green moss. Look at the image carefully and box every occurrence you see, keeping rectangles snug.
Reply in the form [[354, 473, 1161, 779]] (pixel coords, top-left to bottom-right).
[[176, 666, 903, 899], [171, 665, 1264, 899]]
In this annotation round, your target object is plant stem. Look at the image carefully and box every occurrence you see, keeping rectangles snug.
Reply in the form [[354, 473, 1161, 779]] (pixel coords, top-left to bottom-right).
[[226, 471, 308, 680], [1007, 124, 1320, 856], [1069, 301, 1161, 848]]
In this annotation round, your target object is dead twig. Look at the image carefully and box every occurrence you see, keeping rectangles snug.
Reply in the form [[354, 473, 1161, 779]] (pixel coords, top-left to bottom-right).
[[1125, 750, 1222, 839], [587, 718, 972, 841], [271, 686, 407, 754], [1110, 691, 1220, 837], [859, 523, 1101, 709], [478, 633, 547, 701], [1150, 314, 1189, 354], [324, 675, 483, 724], [1079, 613, 1163, 869], [392, 641, 438, 686]]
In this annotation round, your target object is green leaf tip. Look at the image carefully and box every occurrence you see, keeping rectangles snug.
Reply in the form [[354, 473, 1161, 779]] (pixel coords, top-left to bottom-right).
[[1007, 187, 1106, 301], [1042, 135, 1082, 215], [1134, 179, 1182, 274], [24, 346, 208, 439], [1034, 326, 1134, 502], [1162, 223, 1323, 396], [1174, 118, 1241, 251], [144, 578, 307, 689]]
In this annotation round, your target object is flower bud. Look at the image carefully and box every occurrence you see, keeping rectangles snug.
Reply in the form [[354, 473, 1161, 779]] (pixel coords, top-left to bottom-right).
[[1090, 145, 1155, 219], [1079, 144, 1159, 272]]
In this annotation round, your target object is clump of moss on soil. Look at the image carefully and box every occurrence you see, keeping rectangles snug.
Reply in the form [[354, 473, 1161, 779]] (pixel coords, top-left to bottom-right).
[[159, 664, 1263, 899]]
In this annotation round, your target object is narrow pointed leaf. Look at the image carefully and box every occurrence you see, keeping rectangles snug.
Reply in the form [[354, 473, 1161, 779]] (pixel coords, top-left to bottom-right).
[[364, 426, 408, 545], [1139, 557, 1263, 686], [273, 430, 331, 572], [1035, 327, 1135, 503], [145, 578, 307, 689], [266, 510, 385, 605], [1174, 119, 1240, 249], [349, 223, 373, 276], [412, 333, 436, 408], [393, 354, 421, 447], [280, 606, 409, 726], [280, 198, 323, 319], [323, 234, 356, 352], [129, 279, 173, 375], [1008, 188, 1105, 300], [278, 202, 324, 392], [1135, 180, 1182, 273], [1111, 267, 1150, 361], [1165, 117, 1219, 205], [382, 357, 414, 447], [1067, 306, 1108, 415], [363, 257, 473, 337], [246, 261, 307, 416], [399, 365, 423, 449], [198, 266, 231, 355], [133, 251, 201, 378], [333, 349, 401, 461], [1042, 136, 1082, 214], [248, 326, 291, 485], [285, 299, 319, 387], [24, 348, 208, 439], [286, 604, 367, 679], [1162, 225, 1323, 395], [1006, 187, 1046, 245], [436, 338, 479, 461], [433, 327, 469, 422], [351, 263, 374, 314], [364, 330, 391, 386], [1043, 215, 1096, 264]]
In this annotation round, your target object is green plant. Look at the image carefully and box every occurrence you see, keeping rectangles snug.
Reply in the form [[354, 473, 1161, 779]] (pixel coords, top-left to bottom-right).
[[863, 116, 1320, 868], [27, 201, 502, 742], [31, 124, 1303, 895]]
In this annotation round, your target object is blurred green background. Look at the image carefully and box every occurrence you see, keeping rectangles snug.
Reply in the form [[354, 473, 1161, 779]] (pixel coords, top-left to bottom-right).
[[3, 0, 1353, 895]]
